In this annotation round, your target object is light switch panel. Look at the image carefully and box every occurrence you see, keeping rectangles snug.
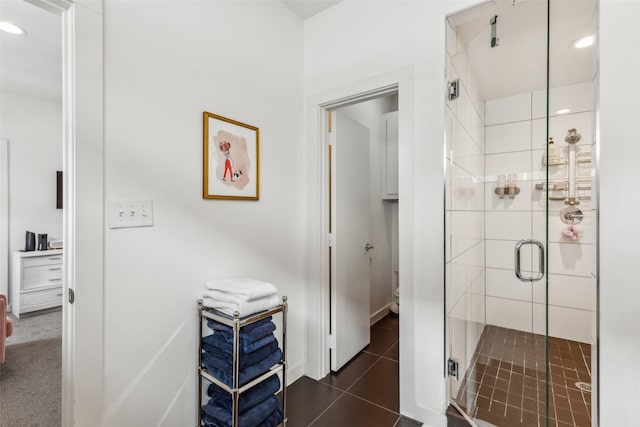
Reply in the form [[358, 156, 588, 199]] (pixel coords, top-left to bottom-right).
[[108, 200, 154, 229]]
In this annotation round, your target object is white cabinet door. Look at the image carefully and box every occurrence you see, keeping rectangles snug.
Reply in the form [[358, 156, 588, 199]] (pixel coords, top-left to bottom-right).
[[383, 111, 398, 198]]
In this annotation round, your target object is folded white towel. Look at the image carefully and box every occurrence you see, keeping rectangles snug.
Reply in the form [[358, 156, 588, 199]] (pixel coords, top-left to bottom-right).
[[200, 293, 280, 317], [205, 278, 277, 301]]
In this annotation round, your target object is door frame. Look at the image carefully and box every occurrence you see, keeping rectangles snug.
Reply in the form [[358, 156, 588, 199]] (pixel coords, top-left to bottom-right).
[[26, 0, 105, 425], [305, 66, 414, 382]]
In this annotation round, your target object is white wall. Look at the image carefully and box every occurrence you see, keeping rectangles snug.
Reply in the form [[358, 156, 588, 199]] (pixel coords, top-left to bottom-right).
[[338, 95, 398, 319], [1, 92, 63, 253], [305, 1, 478, 424], [599, 1, 640, 425], [102, 1, 304, 426], [0, 92, 62, 302]]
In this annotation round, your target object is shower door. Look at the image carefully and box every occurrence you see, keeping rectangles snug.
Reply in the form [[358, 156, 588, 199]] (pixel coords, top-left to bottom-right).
[[445, 1, 597, 426]]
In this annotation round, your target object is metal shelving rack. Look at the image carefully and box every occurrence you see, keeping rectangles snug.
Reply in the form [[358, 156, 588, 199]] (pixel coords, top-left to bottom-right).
[[197, 297, 288, 427]]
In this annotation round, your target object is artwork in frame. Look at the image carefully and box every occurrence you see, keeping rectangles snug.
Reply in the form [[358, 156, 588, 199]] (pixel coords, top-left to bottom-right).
[[203, 112, 259, 200]]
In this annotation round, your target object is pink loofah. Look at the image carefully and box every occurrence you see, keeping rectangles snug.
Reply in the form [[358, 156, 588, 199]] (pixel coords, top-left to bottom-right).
[[561, 225, 582, 241]]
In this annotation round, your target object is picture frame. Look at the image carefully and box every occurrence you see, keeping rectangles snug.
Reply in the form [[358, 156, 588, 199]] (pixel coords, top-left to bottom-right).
[[203, 112, 260, 200]]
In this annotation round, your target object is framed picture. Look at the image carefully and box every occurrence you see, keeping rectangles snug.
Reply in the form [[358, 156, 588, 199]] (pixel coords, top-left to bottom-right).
[[203, 112, 259, 200]]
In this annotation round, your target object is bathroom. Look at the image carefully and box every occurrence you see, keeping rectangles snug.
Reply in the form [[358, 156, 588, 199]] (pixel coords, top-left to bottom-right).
[[445, 1, 597, 426]]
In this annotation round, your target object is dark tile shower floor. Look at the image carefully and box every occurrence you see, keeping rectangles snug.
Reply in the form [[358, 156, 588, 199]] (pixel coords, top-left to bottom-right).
[[284, 315, 421, 427], [453, 326, 592, 427]]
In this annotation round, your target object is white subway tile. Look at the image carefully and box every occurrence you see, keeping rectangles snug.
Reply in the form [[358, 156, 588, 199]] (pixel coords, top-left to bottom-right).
[[452, 120, 484, 180], [469, 279, 486, 325], [533, 304, 592, 343], [547, 242, 594, 277], [532, 303, 545, 336], [486, 239, 533, 272], [485, 211, 531, 241], [452, 165, 484, 212], [485, 93, 532, 126], [532, 210, 594, 244], [485, 151, 532, 182], [532, 82, 595, 119], [532, 274, 596, 311], [451, 211, 484, 259], [532, 112, 594, 149], [486, 267, 532, 302], [486, 296, 532, 332], [485, 121, 532, 154]]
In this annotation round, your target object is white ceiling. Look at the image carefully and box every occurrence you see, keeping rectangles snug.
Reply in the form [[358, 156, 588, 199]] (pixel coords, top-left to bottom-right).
[[451, 0, 597, 101], [282, 1, 342, 20], [0, 0, 62, 103]]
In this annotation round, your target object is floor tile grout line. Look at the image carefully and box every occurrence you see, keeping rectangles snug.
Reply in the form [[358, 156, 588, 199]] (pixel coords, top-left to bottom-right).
[[306, 389, 346, 427], [392, 414, 402, 427], [344, 390, 400, 416], [343, 353, 385, 395], [373, 324, 399, 333]]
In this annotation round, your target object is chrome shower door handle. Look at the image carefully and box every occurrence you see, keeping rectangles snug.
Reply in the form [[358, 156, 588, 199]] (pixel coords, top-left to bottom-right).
[[514, 239, 545, 282]]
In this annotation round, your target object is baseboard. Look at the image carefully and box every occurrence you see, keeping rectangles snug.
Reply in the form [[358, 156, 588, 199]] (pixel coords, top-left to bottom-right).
[[370, 303, 391, 325], [286, 359, 305, 386]]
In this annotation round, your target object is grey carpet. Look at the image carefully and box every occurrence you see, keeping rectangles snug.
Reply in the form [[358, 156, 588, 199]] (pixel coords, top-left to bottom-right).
[[6, 308, 62, 345], [0, 338, 62, 426]]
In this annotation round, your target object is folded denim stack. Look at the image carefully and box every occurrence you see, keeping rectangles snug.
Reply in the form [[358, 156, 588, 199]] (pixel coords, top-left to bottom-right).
[[201, 315, 284, 427], [200, 278, 279, 318]]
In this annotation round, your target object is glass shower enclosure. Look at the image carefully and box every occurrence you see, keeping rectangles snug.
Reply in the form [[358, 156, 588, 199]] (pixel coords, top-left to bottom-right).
[[445, 1, 598, 426]]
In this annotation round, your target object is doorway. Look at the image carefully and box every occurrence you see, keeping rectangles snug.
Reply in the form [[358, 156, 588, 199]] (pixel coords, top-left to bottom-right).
[[0, 0, 104, 425], [314, 88, 401, 417], [0, 0, 65, 424], [328, 93, 399, 372]]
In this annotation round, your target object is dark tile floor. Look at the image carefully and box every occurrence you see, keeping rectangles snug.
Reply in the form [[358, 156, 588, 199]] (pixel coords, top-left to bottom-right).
[[284, 314, 421, 427], [453, 326, 592, 427]]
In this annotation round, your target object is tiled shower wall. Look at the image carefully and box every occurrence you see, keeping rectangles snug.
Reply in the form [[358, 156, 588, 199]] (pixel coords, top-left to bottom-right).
[[445, 19, 486, 395], [484, 81, 596, 344]]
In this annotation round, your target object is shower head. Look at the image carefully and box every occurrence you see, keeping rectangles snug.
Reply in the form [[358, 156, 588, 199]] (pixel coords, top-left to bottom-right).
[[565, 128, 582, 144]]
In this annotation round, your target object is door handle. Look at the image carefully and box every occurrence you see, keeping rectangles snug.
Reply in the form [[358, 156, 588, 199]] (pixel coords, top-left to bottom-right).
[[514, 239, 545, 282], [365, 243, 374, 251]]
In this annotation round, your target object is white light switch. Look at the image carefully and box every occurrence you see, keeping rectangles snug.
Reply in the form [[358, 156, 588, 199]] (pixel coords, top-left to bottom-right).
[[108, 200, 154, 229]]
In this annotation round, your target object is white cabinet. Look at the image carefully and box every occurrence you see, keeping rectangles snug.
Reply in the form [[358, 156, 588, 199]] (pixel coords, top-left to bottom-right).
[[11, 250, 63, 318], [382, 111, 398, 199]]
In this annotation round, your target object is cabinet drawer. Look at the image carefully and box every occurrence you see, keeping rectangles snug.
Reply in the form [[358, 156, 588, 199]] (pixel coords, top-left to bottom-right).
[[23, 254, 63, 268], [23, 265, 63, 290], [21, 287, 64, 312]]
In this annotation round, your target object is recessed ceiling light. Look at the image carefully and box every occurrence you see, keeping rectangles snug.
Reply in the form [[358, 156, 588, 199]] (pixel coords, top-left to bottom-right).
[[556, 109, 571, 115], [0, 21, 26, 35], [572, 35, 594, 49]]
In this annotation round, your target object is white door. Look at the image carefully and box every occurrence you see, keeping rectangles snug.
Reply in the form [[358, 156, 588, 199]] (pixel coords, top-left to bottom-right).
[[330, 111, 371, 371]]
